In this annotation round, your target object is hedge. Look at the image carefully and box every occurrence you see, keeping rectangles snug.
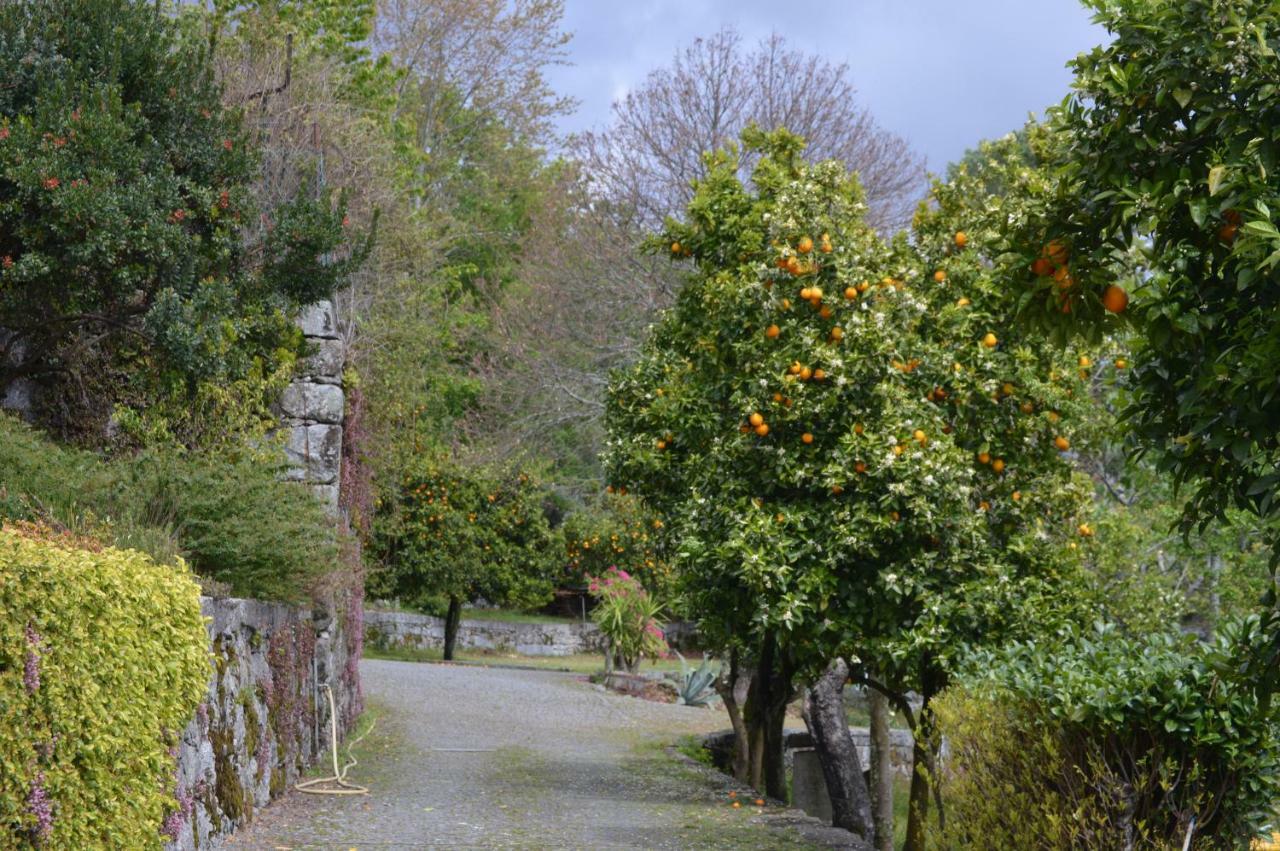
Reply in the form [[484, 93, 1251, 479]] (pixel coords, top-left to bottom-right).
[[0, 526, 209, 849]]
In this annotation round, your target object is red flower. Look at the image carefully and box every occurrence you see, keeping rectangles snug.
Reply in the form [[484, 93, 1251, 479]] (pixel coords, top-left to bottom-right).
[[169, 209, 187, 223], [221, 139, 233, 151], [42, 177, 59, 190]]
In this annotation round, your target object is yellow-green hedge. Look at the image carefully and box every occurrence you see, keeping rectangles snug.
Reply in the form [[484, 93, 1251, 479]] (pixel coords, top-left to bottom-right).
[[0, 526, 209, 849]]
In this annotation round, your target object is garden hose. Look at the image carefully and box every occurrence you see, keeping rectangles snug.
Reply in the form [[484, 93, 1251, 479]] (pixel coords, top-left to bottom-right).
[[295, 684, 373, 796]]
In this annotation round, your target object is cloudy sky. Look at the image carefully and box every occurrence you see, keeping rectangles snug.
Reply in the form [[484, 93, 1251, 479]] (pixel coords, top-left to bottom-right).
[[547, 0, 1107, 172]]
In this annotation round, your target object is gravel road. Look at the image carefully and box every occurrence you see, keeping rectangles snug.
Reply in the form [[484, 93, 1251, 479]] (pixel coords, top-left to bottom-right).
[[223, 659, 861, 850]]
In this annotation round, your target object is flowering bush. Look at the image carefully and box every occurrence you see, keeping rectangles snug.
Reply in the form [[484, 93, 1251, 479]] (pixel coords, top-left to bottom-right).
[[562, 492, 673, 599], [588, 566, 668, 672], [0, 524, 208, 848]]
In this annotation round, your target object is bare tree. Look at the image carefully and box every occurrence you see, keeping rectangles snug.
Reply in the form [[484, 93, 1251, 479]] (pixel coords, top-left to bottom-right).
[[571, 29, 926, 233]]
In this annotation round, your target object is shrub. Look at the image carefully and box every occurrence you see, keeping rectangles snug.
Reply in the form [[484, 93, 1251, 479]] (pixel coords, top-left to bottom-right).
[[933, 620, 1280, 850], [0, 414, 335, 600], [589, 566, 667, 672], [0, 525, 208, 848]]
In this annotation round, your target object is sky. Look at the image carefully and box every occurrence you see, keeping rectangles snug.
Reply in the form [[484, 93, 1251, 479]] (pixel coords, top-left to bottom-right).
[[546, 0, 1107, 172]]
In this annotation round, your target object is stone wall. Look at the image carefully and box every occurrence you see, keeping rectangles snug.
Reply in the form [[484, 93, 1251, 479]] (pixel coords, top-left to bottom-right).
[[365, 609, 609, 657], [283, 300, 345, 515], [164, 595, 360, 851], [703, 727, 917, 779]]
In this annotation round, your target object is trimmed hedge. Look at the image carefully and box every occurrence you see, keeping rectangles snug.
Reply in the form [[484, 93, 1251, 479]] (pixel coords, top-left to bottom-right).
[[0, 526, 208, 849]]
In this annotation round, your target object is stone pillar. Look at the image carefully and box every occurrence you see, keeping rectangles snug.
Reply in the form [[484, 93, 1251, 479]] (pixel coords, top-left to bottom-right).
[[792, 748, 834, 824], [282, 301, 344, 514]]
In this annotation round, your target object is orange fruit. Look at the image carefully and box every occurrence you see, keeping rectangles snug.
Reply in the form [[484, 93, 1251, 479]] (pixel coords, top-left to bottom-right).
[[890, 510, 900, 522], [830, 327, 844, 342], [854, 423, 864, 435], [933, 269, 947, 283], [798, 236, 814, 253], [781, 298, 792, 310], [830, 485, 844, 495], [786, 257, 802, 275], [893, 444, 905, 456], [812, 368, 826, 381], [755, 798, 766, 806], [1012, 491, 1022, 501], [954, 231, 968, 248], [992, 458, 1005, 473], [656, 440, 666, 450], [1219, 222, 1239, 243], [1002, 382, 1014, 396], [1101, 285, 1129, 314], [789, 362, 802, 375], [1031, 257, 1055, 277], [1020, 401, 1034, 414], [749, 412, 764, 427], [1078, 356, 1091, 368], [755, 423, 769, 437], [732, 801, 741, 809], [855, 461, 867, 473], [844, 286, 858, 300], [802, 432, 814, 444], [671, 241, 681, 254], [982, 333, 998, 348], [913, 429, 927, 443], [800, 366, 813, 381], [977, 452, 991, 465], [773, 393, 783, 403], [799, 287, 813, 300], [1077, 523, 1093, 537], [819, 306, 833, 319], [857, 281, 870, 293], [1044, 240, 1069, 265], [1048, 411, 1061, 423], [1054, 436, 1070, 451], [1053, 265, 1074, 289], [956, 297, 970, 307], [979, 500, 990, 512], [765, 324, 780, 339], [1115, 358, 1127, 369]]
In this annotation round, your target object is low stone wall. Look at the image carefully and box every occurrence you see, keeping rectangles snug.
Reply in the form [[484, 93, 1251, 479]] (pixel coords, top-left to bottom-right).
[[365, 609, 608, 657], [164, 594, 362, 851]]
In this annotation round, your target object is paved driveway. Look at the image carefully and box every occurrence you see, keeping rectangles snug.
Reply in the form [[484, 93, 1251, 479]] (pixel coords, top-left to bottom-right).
[[224, 659, 859, 850]]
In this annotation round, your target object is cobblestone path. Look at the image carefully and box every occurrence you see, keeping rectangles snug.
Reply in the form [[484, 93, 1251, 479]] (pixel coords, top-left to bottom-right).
[[224, 659, 861, 850]]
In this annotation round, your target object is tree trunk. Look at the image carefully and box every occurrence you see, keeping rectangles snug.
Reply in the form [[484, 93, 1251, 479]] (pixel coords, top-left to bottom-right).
[[744, 631, 794, 799], [443, 595, 462, 661], [803, 658, 873, 839], [903, 664, 944, 851], [715, 649, 752, 782], [869, 688, 895, 851]]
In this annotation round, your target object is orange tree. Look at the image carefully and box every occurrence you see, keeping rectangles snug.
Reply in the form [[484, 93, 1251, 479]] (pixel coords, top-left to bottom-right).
[[561, 491, 673, 599], [605, 128, 1098, 841], [372, 458, 559, 659]]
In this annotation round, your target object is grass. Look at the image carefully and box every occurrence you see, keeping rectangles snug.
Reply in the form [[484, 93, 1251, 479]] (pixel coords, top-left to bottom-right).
[[363, 643, 685, 674]]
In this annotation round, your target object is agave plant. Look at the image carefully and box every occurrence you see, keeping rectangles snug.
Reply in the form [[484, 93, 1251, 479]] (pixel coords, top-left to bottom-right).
[[674, 651, 721, 707]]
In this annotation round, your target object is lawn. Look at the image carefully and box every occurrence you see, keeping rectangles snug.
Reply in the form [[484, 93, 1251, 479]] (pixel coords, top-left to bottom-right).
[[364, 643, 686, 674]]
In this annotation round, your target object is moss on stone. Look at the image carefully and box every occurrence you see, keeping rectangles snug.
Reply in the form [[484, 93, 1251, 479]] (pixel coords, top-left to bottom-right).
[[211, 723, 252, 823]]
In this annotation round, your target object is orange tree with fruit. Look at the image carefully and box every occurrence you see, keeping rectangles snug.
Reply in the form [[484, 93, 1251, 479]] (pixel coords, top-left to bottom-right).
[[372, 458, 559, 660], [605, 127, 1099, 842], [561, 492, 673, 600]]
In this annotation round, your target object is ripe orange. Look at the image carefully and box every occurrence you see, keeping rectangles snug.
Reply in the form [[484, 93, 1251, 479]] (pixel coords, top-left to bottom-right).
[[755, 798, 766, 806], [765, 324, 780, 339], [802, 432, 814, 444], [854, 423, 864, 435], [1077, 523, 1093, 537], [830, 327, 844, 341], [913, 429, 927, 443], [798, 236, 814, 253], [800, 286, 813, 300], [789, 362, 803, 375], [982, 333, 998, 348], [800, 366, 813, 381], [955, 231, 968, 248], [819, 306, 833, 319], [656, 440, 667, 450], [810, 286, 824, 300], [1020, 401, 1034, 414], [1002, 382, 1014, 396], [1048, 411, 1061, 423], [1044, 240, 1069, 265], [893, 444, 905, 456], [857, 281, 870, 293], [1012, 490, 1022, 501], [812, 368, 826, 381], [1054, 436, 1070, 451], [1053, 265, 1074, 289], [773, 392, 783, 402], [977, 452, 991, 465], [1078, 356, 1091, 368], [781, 298, 792, 310], [855, 461, 867, 473], [819, 235, 833, 253], [1114, 358, 1127, 369], [992, 458, 1005, 474], [956, 297, 971, 307], [1101, 285, 1129, 314], [979, 500, 990, 512], [749, 412, 764, 427], [933, 269, 947, 283], [786, 257, 802, 275], [890, 510, 901, 522], [830, 485, 844, 495], [844, 286, 858, 300], [755, 423, 769, 437], [671, 241, 682, 254], [1031, 257, 1055, 277]]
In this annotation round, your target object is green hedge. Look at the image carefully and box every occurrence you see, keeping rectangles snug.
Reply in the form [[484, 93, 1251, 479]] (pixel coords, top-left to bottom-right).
[[0, 526, 208, 849], [0, 413, 335, 600], [933, 620, 1280, 850]]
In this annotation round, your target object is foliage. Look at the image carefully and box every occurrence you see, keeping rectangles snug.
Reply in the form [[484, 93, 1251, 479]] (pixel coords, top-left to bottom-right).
[[992, 0, 1280, 539], [674, 651, 720, 707], [0, 413, 336, 600], [372, 457, 558, 612], [0, 525, 208, 849], [561, 492, 673, 598], [0, 0, 363, 444], [588, 566, 668, 672], [934, 620, 1280, 850]]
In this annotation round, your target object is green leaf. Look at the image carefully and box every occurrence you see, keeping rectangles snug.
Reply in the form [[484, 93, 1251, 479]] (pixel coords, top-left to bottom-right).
[[1173, 88, 1192, 109], [1208, 165, 1227, 196]]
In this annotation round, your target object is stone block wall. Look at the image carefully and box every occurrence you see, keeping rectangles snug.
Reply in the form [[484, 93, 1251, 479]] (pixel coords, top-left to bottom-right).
[[283, 300, 344, 515], [164, 596, 360, 851], [364, 609, 609, 657]]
